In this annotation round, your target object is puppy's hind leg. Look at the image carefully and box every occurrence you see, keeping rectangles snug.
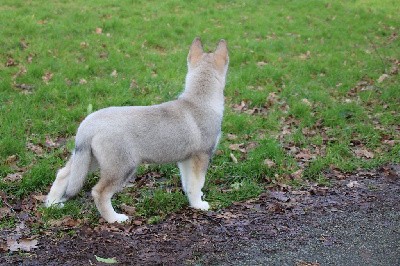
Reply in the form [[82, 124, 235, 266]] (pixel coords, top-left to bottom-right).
[[92, 166, 136, 223], [179, 153, 210, 210], [45, 159, 72, 207]]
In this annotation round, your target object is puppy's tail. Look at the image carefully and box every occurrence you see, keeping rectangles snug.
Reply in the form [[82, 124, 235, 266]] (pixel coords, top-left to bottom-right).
[[64, 143, 92, 198]]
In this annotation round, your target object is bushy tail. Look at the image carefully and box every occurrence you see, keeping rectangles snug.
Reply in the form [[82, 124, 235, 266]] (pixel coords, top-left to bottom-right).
[[64, 144, 92, 198]]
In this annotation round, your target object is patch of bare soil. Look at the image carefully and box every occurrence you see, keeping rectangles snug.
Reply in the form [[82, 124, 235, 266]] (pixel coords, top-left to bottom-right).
[[1, 164, 399, 265]]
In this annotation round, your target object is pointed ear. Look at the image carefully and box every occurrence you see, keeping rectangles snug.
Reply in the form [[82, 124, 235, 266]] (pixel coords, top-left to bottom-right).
[[214, 39, 229, 69], [188, 37, 204, 65]]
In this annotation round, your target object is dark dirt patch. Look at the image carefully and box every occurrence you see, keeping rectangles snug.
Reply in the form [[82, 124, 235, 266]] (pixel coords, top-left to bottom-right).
[[1, 164, 399, 265]]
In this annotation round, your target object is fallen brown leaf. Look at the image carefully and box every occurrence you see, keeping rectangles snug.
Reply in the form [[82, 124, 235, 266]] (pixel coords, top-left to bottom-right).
[[0, 207, 11, 219], [5, 155, 18, 166], [256, 61, 268, 67], [229, 143, 246, 153], [7, 237, 38, 252], [232, 100, 248, 112], [49, 216, 81, 227], [354, 148, 374, 159], [390, 60, 399, 75], [132, 220, 143, 226], [299, 51, 311, 60], [295, 149, 315, 161], [291, 169, 303, 179], [12, 66, 27, 80], [110, 69, 118, 78], [120, 204, 136, 215], [80, 41, 89, 48], [32, 194, 47, 202], [26, 142, 44, 156], [44, 135, 67, 149], [377, 73, 389, 83], [20, 39, 29, 50], [4, 173, 23, 182], [226, 133, 238, 140], [265, 92, 278, 108], [130, 79, 139, 89], [263, 159, 276, 168], [27, 54, 34, 63], [301, 98, 312, 106], [6, 57, 17, 67], [42, 71, 53, 84]]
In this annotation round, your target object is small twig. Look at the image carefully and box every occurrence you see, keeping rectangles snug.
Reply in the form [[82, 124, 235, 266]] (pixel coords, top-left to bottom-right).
[[366, 34, 388, 73]]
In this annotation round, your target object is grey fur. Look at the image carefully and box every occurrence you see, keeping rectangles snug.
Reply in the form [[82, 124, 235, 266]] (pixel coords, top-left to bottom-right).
[[45, 37, 229, 223]]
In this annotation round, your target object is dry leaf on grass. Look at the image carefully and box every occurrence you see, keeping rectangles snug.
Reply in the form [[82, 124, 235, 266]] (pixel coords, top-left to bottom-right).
[[5, 155, 18, 166], [354, 148, 374, 159], [120, 204, 136, 215], [7, 237, 38, 252], [44, 135, 67, 149], [291, 169, 303, 179], [256, 61, 268, 67], [263, 159, 276, 168], [48, 216, 81, 227], [295, 149, 315, 161], [110, 69, 118, 78], [377, 73, 389, 83], [232, 100, 248, 112], [265, 92, 278, 108], [130, 79, 139, 89], [4, 173, 23, 182], [226, 133, 238, 140], [6, 57, 17, 67], [301, 98, 312, 106], [42, 72, 53, 84], [0, 207, 11, 219], [32, 194, 47, 202], [299, 51, 311, 60], [229, 143, 246, 153], [26, 142, 44, 156]]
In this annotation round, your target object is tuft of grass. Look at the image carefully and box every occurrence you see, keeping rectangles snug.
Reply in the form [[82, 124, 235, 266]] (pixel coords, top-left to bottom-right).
[[136, 189, 187, 219]]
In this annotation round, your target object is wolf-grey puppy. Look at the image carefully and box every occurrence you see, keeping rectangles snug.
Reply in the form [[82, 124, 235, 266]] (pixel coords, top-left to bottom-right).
[[45, 37, 229, 223]]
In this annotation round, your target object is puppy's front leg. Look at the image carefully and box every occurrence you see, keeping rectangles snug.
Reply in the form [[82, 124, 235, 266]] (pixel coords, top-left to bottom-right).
[[179, 153, 210, 210]]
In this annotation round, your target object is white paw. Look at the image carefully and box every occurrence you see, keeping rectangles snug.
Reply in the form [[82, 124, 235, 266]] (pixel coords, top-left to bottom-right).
[[107, 213, 129, 223], [45, 198, 65, 208], [191, 200, 210, 211]]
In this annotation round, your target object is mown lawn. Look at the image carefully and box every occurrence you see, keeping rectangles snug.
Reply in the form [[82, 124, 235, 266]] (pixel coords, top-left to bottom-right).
[[0, 0, 399, 227]]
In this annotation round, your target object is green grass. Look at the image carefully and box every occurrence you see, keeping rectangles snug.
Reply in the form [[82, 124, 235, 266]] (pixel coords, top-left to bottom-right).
[[1, 0, 399, 226]]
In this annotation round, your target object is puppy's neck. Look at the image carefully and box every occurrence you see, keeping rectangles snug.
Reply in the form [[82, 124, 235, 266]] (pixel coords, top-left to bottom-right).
[[179, 69, 225, 115]]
